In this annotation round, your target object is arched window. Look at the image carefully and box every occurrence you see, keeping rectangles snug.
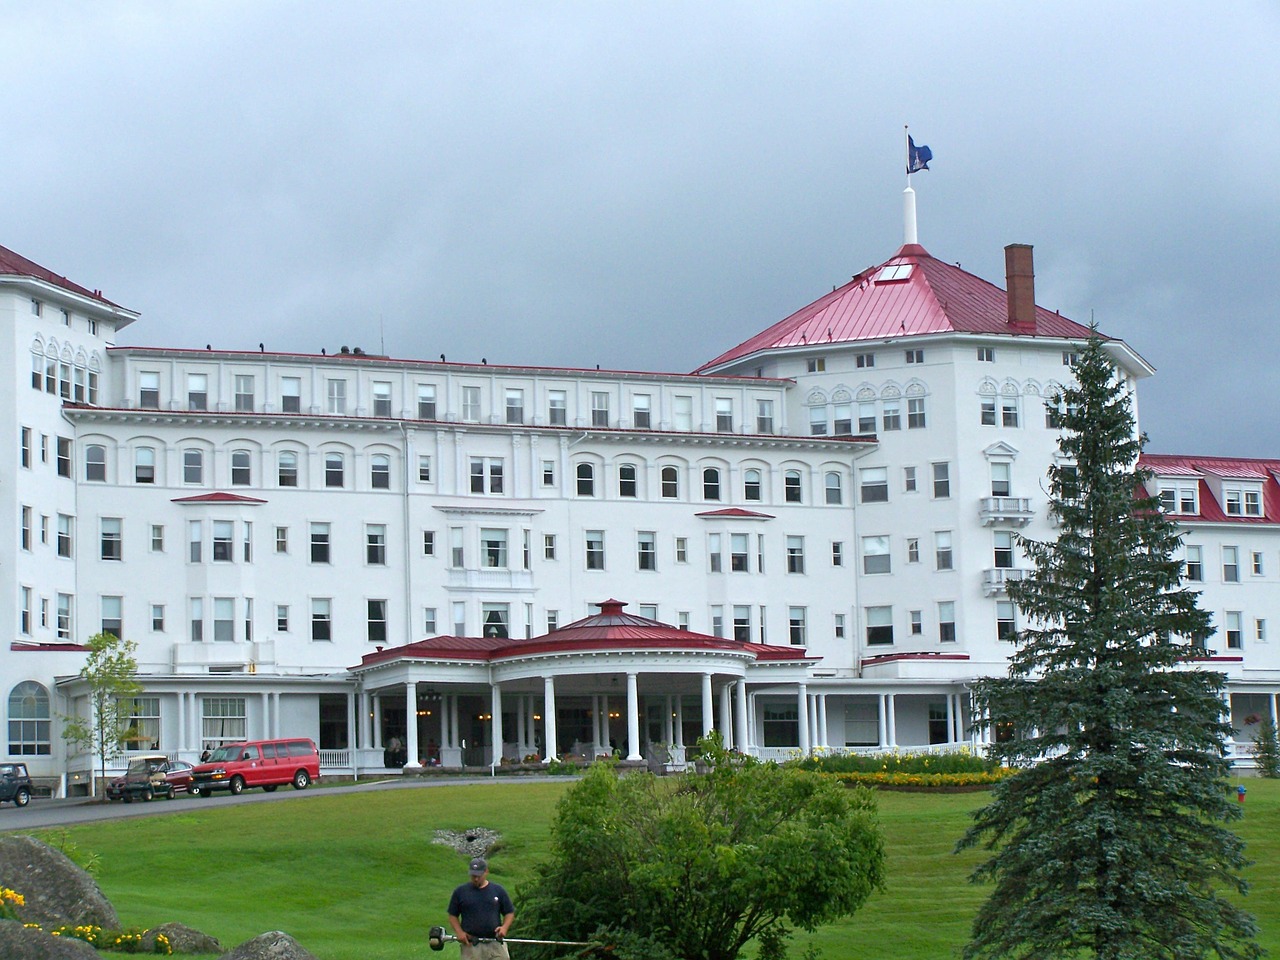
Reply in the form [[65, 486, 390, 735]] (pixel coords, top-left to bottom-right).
[[824, 471, 843, 505], [277, 451, 299, 487], [325, 452, 345, 488], [618, 463, 638, 497], [576, 463, 596, 497], [8, 681, 51, 756], [231, 450, 252, 486], [85, 444, 106, 482], [135, 447, 156, 484], [370, 454, 391, 490], [743, 469, 762, 502], [703, 467, 721, 501], [660, 466, 680, 499], [784, 469, 803, 503]]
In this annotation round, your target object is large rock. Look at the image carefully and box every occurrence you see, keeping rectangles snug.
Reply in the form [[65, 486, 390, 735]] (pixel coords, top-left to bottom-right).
[[220, 931, 318, 960], [146, 921, 223, 954], [0, 836, 119, 929], [0, 920, 100, 960]]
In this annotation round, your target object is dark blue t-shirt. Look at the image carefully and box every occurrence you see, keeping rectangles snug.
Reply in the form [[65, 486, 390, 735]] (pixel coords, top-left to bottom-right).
[[448, 881, 514, 940]]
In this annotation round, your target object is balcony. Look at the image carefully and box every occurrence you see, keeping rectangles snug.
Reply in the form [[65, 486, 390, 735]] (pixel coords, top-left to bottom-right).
[[979, 496, 1035, 526], [445, 568, 536, 592], [983, 567, 1027, 596]]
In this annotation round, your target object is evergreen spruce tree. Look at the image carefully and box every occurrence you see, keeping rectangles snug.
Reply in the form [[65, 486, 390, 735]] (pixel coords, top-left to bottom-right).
[[957, 334, 1259, 960], [1252, 716, 1280, 778]]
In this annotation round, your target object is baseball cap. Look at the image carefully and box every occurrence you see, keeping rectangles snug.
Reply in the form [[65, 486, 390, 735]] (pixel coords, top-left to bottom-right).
[[469, 857, 488, 875]]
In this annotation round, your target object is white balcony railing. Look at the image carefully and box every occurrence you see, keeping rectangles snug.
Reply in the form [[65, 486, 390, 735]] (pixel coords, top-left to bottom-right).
[[979, 496, 1035, 526], [983, 567, 1027, 596]]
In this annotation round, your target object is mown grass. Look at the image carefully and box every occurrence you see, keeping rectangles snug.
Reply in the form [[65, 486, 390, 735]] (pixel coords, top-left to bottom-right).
[[7, 777, 1279, 959]]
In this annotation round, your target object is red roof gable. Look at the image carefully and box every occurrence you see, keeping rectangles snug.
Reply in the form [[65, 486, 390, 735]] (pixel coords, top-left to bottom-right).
[[171, 492, 268, 504], [695, 243, 1100, 373], [695, 507, 776, 519], [357, 599, 816, 668], [0, 244, 126, 309], [1141, 454, 1280, 524]]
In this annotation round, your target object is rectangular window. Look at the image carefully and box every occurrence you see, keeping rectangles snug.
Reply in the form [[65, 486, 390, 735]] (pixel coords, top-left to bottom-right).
[[978, 347, 995, 362], [56, 437, 72, 477], [861, 535, 890, 574], [907, 537, 920, 564], [910, 610, 923, 635], [57, 514, 74, 558], [807, 357, 825, 372], [281, 377, 302, 413], [234, 375, 255, 412], [373, 381, 392, 417], [505, 388, 524, 424], [20, 426, 32, 468], [881, 400, 900, 432], [184, 449, 204, 484], [994, 531, 1015, 569], [481, 528, 509, 568], [1223, 547, 1239, 583], [547, 390, 567, 426], [311, 599, 333, 641], [832, 541, 844, 566], [541, 460, 556, 486], [243, 598, 253, 642], [637, 531, 657, 571], [213, 597, 235, 642], [368, 600, 388, 644], [101, 596, 123, 638], [1252, 551, 1265, 576], [632, 394, 652, 429], [56, 593, 73, 640], [1225, 611, 1243, 650], [187, 373, 208, 410], [855, 352, 875, 368], [730, 533, 749, 572], [450, 527, 464, 567], [136, 446, 157, 484], [788, 607, 807, 645], [1256, 618, 1267, 643], [981, 398, 997, 425], [469, 457, 504, 494], [201, 697, 247, 747], [310, 523, 331, 563], [1063, 351, 1079, 366], [708, 533, 722, 573], [423, 607, 437, 635], [327, 379, 347, 414], [715, 398, 733, 433], [367, 524, 387, 565], [20, 505, 32, 551], [370, 455, 391, 489], [212, 520, 234, 562], [547, 610, 560, 632], [276, 604, 289, 632], [756, 399, 775, 434], [420, 530, 435, 557], [188, 597, 204, 641], [543, 534, 557, 560], [591, 391, 609, 427], [275, 526, 288, 554], [865, 606, 893, 645], [585, 531, 605, 570], [935, 531, 953, 570], [151, 604, 165, 632], [1001, 396, 1020, 427], [733, 605, 751, 643], [907, 397, 926, 429], [101, 518, 123, 561], [906, 348, 924, 364], [852, 402, 871, 434], [903, 466, 917, 492], [997, 601, 1017, 641], [417, 383, 437, 420], [139, 371, 161, 409], [937, 601, 955, 642], [932, 462, 950, 498], [414, 454, 432, 483], [810, 406, 828, 436], [189, 521, 203, 562], [673, 395, 693, 431], [786, 535, 806, 574], [675, 537, 688, 564], [991, 462, 1012, 497], [710, 605, 724, 638], [1184, 544, 1203, 581], [242, 523, 253, 563], [860, 467, 888, 503], [462, 386, 481, 421]]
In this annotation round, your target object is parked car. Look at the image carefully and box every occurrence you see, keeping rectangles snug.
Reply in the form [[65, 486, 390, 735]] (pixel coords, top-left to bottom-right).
[[191, 738, 320, 797], [106, 774, 127, 801], [121, 754, 192, 802], [0, 763, 33, 808]]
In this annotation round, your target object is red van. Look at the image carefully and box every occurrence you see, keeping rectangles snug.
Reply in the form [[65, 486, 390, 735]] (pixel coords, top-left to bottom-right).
[[190, 738, 320, 797]]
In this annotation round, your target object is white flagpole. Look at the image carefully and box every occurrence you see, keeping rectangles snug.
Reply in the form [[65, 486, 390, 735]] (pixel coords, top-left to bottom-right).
[[903, 125, 918, 246]]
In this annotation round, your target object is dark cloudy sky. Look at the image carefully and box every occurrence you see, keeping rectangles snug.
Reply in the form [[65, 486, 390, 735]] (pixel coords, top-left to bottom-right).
[[5, 3, 1277, 456]]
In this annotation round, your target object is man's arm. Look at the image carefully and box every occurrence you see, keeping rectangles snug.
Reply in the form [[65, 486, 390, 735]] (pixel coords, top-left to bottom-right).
[[497, 911, 515, 940], [448, 914, 471, 946]]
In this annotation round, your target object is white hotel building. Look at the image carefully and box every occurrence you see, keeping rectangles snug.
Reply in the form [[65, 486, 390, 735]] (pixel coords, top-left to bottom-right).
[[4, 236, 1278, 793]]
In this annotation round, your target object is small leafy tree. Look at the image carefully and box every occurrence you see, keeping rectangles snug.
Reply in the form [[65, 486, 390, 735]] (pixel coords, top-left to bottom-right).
[[1252, 716, 1280, 778], [958, 334, 1260, 960], [61, 632, 143, 797], [520, 735, 885, 960]]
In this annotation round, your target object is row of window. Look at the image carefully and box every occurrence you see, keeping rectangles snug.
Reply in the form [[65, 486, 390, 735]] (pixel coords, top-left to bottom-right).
[[28, 352, 101, 403], [18, 428, 74, 476], [1160, 482, 1266, 518], [30, 300, 101, 334], [808, 395, 927, 436], [131, 371, 783, 434], [1185, 545, 1274, 583], [804, 346, 1078, 371]]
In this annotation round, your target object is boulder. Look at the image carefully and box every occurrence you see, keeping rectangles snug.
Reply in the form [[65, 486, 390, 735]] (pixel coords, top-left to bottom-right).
[[0, 836, 119, 929], [220, 930, 319, 960], [0, 920, 100, 960], [145, 921, 223, 954]]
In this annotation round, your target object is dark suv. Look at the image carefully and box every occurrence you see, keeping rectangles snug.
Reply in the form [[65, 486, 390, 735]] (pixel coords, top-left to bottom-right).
[[0, 763, 33, 808]]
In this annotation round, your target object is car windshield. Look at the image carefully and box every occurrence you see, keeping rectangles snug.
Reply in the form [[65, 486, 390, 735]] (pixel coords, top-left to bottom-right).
[[0, 765, 16, 776], [207, 745, 243, 762]]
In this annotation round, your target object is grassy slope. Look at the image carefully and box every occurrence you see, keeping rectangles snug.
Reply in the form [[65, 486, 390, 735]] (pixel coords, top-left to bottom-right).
[[9, 777, 1277, 959]]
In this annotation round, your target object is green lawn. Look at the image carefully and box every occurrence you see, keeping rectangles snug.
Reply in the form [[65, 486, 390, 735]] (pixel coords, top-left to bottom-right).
[[9, 777, 1279, 959]]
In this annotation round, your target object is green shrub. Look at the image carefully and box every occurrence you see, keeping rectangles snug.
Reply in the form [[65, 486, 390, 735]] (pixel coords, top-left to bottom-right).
[[790, 748, 997, 776]]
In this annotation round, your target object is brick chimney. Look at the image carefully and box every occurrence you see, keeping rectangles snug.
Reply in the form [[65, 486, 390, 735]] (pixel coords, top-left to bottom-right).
[[1004, 243, 1037, 334]]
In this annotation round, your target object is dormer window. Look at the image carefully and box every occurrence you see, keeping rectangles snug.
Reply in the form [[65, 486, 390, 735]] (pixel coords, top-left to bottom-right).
[[1223, 485, 1263, 517], [1157, 483, 1198, 515]]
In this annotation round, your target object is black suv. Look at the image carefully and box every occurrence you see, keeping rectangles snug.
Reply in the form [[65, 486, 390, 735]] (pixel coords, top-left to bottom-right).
[[0, 762, 33, 808]]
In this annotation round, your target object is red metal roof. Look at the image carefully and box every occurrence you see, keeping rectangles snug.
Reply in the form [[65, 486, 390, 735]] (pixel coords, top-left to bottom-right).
[[171, 492, 268, 504], [357, 600, 816, 668], [695, 243, 1101, 373], [0, 244, 125, 308], [694, 507, 776, 519], [1140, 454, 1280, 524]]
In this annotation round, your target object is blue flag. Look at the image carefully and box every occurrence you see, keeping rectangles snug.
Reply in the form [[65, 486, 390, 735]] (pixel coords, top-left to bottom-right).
[[907, 136, 932, 174]]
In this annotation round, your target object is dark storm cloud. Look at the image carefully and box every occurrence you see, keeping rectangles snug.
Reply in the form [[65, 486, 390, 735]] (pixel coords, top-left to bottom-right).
[[4, 2, 1277, 455]]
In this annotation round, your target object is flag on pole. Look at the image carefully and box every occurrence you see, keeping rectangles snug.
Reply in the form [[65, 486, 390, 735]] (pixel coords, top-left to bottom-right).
[[907, 135, 932, 174]]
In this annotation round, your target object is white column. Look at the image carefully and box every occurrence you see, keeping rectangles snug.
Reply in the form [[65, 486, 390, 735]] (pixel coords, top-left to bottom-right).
[[664, 694, 674, 744], [359, 689, 370, 750], [734, 682, 749, 754], [797, 683, 811, 754], [946, 694, 956, 746], [177, 692, 187, 754], [373, 694, 383, 750], [517, 695, 527, 756], [807, 694, 818, 749], [719, 683, 734, 749], [626, 672, 642, 761], [528, 697, 538, 756], [544, 676, 558, 761], [405, 682, 421, 768], [675, 696, 685, 745], [347, 692, 357, 773], [601, 694, 611, 753], [701, 673, 714, 737], [886, 693, 897, 748], [260, 692, 270, 740], [490, 684, 504, 768], [878, 694, 888, 748], [818, 693, 828, 748]]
